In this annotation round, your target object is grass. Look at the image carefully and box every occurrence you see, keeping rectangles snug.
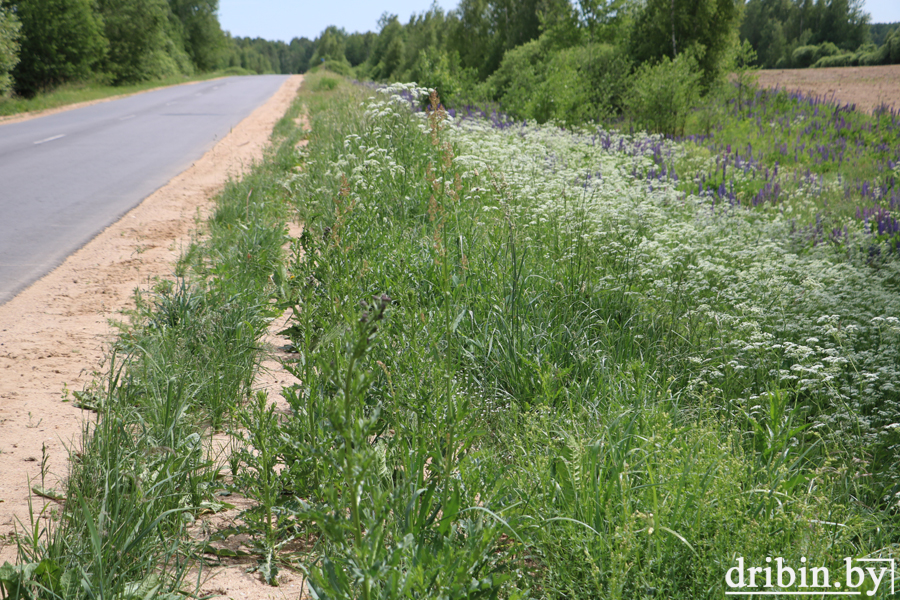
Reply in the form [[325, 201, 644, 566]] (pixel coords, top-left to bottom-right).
[[243, 75, 898, 597], [0, 68, 257, 118], [3, 71, 898, 599]]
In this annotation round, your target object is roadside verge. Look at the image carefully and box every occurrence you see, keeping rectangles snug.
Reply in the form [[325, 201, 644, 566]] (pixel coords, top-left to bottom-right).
[[0, 74, 303, 565]]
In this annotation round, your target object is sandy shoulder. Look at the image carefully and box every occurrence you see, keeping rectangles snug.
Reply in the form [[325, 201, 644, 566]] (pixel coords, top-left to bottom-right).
[[0, 75, 303, 567]]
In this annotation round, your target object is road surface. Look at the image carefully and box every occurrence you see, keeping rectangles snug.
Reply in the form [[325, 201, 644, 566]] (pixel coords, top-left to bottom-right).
[[0, 75, 289, 305]]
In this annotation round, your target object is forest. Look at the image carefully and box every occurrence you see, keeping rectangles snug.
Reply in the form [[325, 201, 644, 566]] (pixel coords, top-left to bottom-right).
[[1, 0, 898, 109]]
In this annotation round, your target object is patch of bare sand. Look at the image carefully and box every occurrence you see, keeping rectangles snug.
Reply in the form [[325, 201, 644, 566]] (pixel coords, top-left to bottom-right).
[[754, 64, 900, 114], [0, 74, 304, 598]]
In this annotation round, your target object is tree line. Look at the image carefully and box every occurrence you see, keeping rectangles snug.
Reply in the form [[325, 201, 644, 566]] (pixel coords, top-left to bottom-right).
[[281, 0, 897, 128], [2, 0, 897, 108], [0, 0, 232, 97]]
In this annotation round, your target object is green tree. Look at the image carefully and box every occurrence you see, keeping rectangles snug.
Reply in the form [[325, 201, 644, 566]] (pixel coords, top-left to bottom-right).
[[812, 0, 868, 50], [368, 14, 405, 80], [448, 0, 494, 77], [740, 0, 871, 68], [310, 26, 351, 74], [629, 0, 739, 87], [345, 31, 375, 66], [168, 0, 225, 71], [449, 0, 557, 79], [288, 36, 315, 72], [0, 0, 20, 96], [10, 0, 108, 97], [575, 0, 632, 45], [311, 26, 346, 63], [99, 0, 189, 84]]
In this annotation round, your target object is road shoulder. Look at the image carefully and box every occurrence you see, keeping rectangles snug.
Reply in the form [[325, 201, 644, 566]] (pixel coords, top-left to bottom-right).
[[0, 74, 304, 564]]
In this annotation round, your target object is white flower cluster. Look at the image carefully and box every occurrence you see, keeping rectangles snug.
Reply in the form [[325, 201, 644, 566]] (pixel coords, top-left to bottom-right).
[[448, 116, 900, 476]]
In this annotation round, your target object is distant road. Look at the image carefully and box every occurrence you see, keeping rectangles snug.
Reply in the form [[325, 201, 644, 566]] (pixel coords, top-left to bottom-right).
[[0, 75, 289, 305]]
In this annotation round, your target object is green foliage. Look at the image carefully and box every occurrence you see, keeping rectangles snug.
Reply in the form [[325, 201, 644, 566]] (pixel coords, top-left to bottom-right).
[[0, 0, 19, 97], [740, 0, 870, 69], [486, 37, 631, 125], [449, 0, 555, 79], [406, 47, 475, 108], [629, 0, 739, 88], [367, 14, 405, 80], [168, 0, 225, 72], [310, 25, 347, 66], [812, 51, 854, 67], [890, 28, 900, 63], [626, 52, 700, 136], [99, 0, 190, 84], [10, 0, 108, 97], [344, 31, 375, 67], [7, 0, 230, 95]]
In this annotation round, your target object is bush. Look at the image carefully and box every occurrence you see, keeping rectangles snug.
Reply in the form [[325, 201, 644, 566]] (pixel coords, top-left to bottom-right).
[[791, 45, 818, 68], [406, 48, 475, 109], [487, 39, 631, 125], [578, 44, 632, 121], [318, 57, 352, 76], [626, 52, 701, 136], [813, 53, 854, 68], [889, 28, 900, 63], [485, 38, 547, 120], [857, 45, 887, 66], [221, 65, 253, 76], [816, 41, 841, 60]]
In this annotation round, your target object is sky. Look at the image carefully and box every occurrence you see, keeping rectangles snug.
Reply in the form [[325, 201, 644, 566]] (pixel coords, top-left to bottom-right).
[[218, 0, 900, 43]]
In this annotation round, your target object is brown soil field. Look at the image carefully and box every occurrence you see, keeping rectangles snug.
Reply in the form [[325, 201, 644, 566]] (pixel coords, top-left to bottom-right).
[[754, 64, 900, 114]]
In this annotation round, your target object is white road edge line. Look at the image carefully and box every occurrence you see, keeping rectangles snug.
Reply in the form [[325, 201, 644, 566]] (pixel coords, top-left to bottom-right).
[[34, 134, 65, 145]]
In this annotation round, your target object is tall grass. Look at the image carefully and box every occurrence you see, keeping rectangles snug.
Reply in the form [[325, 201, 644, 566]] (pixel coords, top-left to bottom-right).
[[239, 74, 898, 597], [5, 71, 896, 599]]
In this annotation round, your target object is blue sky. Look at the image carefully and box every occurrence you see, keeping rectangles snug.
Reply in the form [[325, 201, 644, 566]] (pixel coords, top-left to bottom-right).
[[217, 0, 900, 43]]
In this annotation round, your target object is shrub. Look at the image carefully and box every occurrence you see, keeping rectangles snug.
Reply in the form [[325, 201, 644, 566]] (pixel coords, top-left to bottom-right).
[[889, 28, 900, 63], [487, 39, 631, 125], [626, 52, 701, 136], [406, 48, 475, 109], [577, 43, 632, 121], [486, 38, 548, 120], [791, 45, 819, 68], [813, 53, 854, 68], [857, 45, 887, 66]]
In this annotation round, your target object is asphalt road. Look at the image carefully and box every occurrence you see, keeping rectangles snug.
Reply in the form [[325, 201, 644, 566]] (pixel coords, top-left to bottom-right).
[[0, 75, 289, 305]]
